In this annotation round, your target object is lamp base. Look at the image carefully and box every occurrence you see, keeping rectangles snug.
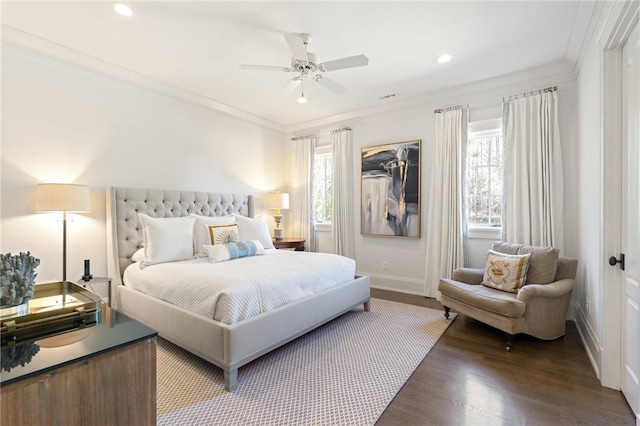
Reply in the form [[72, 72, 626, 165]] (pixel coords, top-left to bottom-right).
[[273, 228, 283, 241]]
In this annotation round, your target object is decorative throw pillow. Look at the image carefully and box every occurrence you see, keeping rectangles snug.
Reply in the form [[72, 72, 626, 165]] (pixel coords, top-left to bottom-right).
[[138, 213, 195, 266], [232, 214, 276, 249], [207, 224, 240, 245], [492, 242, 559, 284], [191, 215, 237, 257], [203, 240, 265, 263], [482, 249, 531, 293]]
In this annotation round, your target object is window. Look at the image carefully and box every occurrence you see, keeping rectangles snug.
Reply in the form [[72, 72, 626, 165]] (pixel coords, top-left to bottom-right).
[[313, 149, 332, 223], [466, 130, 503, 227]]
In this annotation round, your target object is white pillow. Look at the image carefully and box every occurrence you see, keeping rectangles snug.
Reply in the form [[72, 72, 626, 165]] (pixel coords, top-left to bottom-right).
[[138, 213, 196, 266], [233, 214, 275, 249], [190, 214, 237, 257], [131, 248, 145, 263], [203, 240, 265, 263]]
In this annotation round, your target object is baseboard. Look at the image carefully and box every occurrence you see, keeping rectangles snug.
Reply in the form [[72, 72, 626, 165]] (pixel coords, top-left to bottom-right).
[[369, 284, 424, 297], [357, 271, 425, 295], [574, 301, 601, 379]]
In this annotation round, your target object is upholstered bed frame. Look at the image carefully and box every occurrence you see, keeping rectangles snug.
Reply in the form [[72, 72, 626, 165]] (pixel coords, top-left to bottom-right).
[[106, 187, 370, 390]]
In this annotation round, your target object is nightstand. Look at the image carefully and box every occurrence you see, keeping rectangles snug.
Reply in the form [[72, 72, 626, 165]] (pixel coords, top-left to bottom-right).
[[273, 238, 306, 251], [78, 276, 112, 307]]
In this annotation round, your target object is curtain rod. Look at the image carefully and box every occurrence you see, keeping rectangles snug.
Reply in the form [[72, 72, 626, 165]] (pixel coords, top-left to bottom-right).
[[291, 134, 316, 141], [504, 86, 558, 102], [331, 127, 352, 134], [434, 104, 467, 114]]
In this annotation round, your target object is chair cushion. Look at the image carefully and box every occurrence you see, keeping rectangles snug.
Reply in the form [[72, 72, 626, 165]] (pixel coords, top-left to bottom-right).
[[439, 278, 526, 318], [492, 242, 559, 284], [482, 250, 531, 293]]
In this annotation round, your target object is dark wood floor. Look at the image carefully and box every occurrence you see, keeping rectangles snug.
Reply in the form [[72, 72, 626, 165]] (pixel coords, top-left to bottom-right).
[[371, 288, 635, 426]]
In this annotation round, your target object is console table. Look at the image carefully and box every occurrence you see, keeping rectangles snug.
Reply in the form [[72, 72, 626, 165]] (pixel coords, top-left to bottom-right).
[[1, 304, 157, 425]]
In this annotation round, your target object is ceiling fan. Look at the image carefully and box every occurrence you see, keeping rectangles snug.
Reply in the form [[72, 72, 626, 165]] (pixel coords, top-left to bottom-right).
[[240, 33, 369, 102]]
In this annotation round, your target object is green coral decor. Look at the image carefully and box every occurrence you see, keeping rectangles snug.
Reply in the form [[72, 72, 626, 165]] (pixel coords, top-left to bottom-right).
[[1, 252, 40, 308]]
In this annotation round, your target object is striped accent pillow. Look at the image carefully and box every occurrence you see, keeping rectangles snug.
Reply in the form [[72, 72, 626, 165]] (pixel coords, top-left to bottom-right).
[[203, 240, 265, 263], [482, 250, 531, 293]]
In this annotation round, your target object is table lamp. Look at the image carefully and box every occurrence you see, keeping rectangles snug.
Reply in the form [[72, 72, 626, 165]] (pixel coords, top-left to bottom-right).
[[265, 192, 289, 241], [37, 184, 90, 281]]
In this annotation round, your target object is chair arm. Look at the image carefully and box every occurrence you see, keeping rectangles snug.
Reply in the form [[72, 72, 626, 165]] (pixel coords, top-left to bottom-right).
[[517, 279, 574, 302], [451, 268, 484, 285]]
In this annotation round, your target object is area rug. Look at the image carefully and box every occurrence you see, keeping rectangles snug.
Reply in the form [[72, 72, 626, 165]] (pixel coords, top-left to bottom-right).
[[156, 298, 456, 426]]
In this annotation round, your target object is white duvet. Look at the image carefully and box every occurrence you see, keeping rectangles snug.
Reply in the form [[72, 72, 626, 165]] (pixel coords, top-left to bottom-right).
[[123, 249, 356, 325]]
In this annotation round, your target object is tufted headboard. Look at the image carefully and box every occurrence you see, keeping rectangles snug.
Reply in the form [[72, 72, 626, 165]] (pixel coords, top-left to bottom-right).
[[106, 187, 254, 284]]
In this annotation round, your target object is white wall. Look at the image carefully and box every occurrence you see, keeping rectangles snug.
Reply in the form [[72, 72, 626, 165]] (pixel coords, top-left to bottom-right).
[[573, 37, 603, 370], [294, 76, 579, 296], [1, 47, 287, 296]]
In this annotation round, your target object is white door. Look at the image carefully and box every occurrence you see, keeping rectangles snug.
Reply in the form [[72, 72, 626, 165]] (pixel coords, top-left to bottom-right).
[[621, 19, 639, 422]]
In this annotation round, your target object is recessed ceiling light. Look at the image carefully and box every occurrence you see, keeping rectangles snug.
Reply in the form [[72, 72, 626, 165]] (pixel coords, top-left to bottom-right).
[[112, 3, 133, 17], [437, 54, 452, 64]]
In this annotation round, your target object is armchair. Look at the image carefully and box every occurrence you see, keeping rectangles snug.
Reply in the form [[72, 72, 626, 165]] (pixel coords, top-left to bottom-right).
[[438, 242, 578, 351]]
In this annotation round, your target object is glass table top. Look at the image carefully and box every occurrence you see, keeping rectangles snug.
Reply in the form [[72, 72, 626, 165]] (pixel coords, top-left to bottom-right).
[[1, 303, 157, 385]]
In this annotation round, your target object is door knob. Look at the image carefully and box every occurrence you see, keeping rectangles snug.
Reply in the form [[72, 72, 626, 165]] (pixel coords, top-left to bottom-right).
[[608, 254, 625, 271]]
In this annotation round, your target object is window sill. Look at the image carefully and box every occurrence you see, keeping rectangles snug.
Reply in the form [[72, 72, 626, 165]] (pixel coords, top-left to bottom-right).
[[314, 223, 332, 233], [468, 226, 501, 240]]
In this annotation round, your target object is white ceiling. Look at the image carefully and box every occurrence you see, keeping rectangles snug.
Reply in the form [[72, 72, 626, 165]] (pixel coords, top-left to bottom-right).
[[1, 1, 596, 129]]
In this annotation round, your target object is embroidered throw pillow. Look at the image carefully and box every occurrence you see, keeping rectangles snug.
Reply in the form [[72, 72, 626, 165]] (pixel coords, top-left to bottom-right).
[[203, 240, 266, 263], [191, 215, 237, 257], [207, 224, 240, 245], [482, 249, 531, 293]]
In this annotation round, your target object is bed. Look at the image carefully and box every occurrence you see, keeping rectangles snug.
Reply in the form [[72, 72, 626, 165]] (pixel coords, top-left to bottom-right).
[[106, 187, 370, 390]]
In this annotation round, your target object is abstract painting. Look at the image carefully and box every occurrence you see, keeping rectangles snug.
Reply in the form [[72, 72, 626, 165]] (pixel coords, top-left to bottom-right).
[[361, 140, 421, 238]]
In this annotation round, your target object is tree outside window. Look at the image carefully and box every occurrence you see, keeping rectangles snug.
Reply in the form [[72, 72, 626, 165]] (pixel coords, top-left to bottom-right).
[[466, 132, 503, 227], [314, 153, 332, 223]]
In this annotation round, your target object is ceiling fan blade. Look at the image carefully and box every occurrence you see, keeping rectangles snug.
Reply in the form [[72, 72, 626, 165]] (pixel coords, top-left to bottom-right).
[[279, 77, 302, 95], [314, 75, 348, 94], [240, 64, 294, 72], [319, 54, 369, 72], [284, 33, 308, 61]]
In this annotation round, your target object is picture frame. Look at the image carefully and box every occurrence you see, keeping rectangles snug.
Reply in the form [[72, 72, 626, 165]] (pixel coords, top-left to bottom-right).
[[361, 139, 421, 238]]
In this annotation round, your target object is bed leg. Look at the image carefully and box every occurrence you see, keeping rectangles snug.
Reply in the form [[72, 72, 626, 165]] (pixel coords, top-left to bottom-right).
[[224, 368, 238, 391], [364, 300, 371, 311]]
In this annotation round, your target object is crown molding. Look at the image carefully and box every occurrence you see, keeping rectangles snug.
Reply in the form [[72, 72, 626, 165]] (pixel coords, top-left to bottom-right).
[[1, 25, 287, 134], [286, 61, 577, 133]]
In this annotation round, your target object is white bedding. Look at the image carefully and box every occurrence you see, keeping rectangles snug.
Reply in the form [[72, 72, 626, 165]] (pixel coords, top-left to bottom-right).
[[123, 249, 356, 325]]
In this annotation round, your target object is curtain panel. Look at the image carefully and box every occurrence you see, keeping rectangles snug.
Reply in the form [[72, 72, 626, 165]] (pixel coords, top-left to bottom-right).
[[425, 107, 468, 298], [290, 136, 316, 251], [502, 91, 564, 252], [331, 128, 356, 259]]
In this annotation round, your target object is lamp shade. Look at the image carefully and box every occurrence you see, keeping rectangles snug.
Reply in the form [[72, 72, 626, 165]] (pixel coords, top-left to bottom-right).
[[265, 192, 289, 210], [37, 184, 90, 212]]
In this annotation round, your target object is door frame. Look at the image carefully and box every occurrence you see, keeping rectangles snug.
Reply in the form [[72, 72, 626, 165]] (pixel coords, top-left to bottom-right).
[[599, 0, 639, 390]]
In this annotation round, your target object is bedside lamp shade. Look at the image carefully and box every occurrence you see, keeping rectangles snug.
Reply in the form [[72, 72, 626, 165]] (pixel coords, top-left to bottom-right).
[[37, 184, 91, 281], [265, 192, 289, 212], [266, 192, 289, 241], [37, 184, 90, 213]]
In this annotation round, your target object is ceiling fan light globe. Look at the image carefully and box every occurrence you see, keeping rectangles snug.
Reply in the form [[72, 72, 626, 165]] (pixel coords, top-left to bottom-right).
[[297, 95, 307, 104], [112, 3, 133, 16]]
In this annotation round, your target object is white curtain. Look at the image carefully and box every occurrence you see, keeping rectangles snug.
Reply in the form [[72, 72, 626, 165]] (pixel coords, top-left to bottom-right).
[[425, 107, 468, 298], [290, 135, 316, 251], [331, 128, 355, 259], [502, 90, 564, 251]]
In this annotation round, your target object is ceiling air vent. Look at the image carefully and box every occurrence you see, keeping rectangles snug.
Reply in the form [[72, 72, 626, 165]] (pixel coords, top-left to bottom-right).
[[379, 93, 398, 100]]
